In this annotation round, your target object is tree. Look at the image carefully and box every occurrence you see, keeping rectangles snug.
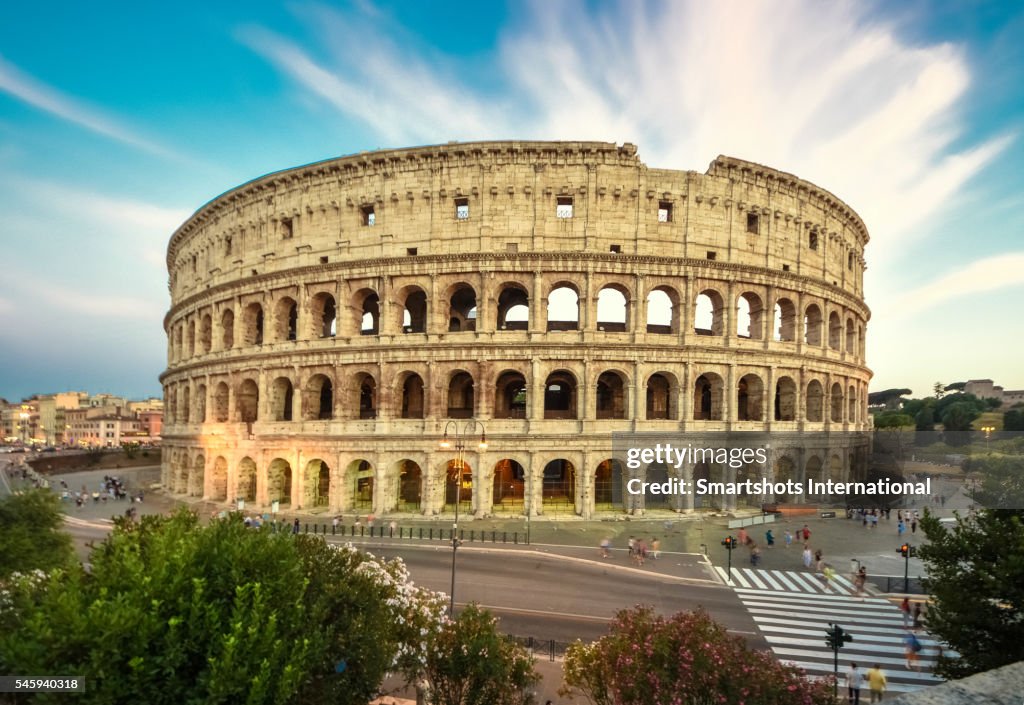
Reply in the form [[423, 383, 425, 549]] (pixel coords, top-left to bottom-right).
[[0, 510, 447, 705], [873, 411, 914, 428], [1004, 409, 1024, 432], [964, 455, 1024, 511], [561, 607, 833, 705], [941, 401, 981, 445], [868, 388, 912, 408], [0, 489, 74, 580], [934, 382, 945, 399], [120, 441, 141, 459], [919, 507, 1024, 679], [421, 604, 539, 705]]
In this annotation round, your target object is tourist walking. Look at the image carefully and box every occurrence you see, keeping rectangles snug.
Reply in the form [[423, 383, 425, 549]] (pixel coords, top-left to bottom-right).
[[867, 664, 887, 702], [765, 529, 774, 547], [292, 517, 301, 535], [897, 520, 905, 536], [650, 537, 661, 560], [899, 598, 912, 627], [904, 631, 922, 671], [784, 530, 793, 548], [846, 662, 863, 705], [802, 544, 813, 569], [913, 603, 923, 630], [600, 537, 611, 558], [737, 527, 749, 546]]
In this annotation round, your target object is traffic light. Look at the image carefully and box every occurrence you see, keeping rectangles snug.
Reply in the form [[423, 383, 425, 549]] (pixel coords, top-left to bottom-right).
[[721, 536, 736, 550], [897, 543, 918, 558], [824, 623, 853, 650]]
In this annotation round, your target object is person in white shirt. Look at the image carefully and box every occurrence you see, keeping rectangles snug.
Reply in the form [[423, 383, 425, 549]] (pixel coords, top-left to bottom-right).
[[845, 662, 863, 704]]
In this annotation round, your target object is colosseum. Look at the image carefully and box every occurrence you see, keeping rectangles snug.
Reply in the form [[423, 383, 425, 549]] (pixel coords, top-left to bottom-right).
[[160, 140, 872, 519]]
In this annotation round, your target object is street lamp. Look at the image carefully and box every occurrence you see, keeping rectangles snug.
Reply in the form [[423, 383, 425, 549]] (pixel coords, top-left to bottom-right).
[[981, 425, 995, 450], [439, 419, 487, 617]]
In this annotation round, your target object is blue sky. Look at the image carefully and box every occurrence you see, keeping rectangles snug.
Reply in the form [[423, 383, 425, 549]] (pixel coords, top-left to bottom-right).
[[0, 0, 1022, 402]]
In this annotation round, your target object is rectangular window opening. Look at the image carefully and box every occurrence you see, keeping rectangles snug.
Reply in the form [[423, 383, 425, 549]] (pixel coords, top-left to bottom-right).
[[782, 264, 791, 272], [225, 236, 232, 256], [407, 248, 418, 256], [506, 242, 519, 252], [281, 217, 294, 239], [706, 250, 717, 261], [556, 196, 574, 219], [319, 256, 329, 264], [455, 197, 469, 220], [658, 201, 673, 223], [809, 232, 819, 250], [610, 244, 622, 253], [848, 252, 855, 270], [746, 212, 760, 234], [361, 205, 376, 226]]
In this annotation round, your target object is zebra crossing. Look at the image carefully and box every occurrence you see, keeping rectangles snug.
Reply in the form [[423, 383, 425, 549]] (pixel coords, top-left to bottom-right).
[[717, 568, 944, 694]]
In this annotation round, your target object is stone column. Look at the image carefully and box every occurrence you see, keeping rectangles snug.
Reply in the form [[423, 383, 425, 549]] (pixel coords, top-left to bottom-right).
[[531, 272, 544, 333]]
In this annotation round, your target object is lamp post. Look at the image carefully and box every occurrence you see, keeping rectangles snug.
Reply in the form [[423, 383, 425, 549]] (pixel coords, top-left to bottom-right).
[[439, 419, 487, 617], [981, 425, 994, 450]]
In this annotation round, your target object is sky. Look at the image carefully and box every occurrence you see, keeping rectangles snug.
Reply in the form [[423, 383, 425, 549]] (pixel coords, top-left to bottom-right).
[[0, 0, 1022, 402]]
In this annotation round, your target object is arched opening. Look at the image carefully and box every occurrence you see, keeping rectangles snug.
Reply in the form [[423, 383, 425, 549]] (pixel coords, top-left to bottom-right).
[[774, 377, 797, 421], [542, 459, 575, 511], [737, 292, 764, 340], [180, 386, 191, 424], [594, 459, 624, 511], [397, 460, 423, 512], [242, 303, 263, 346], [274, 297, 298, 342], [349, 460, 374, 510], [400, 287, 428, 334], [303, 374, 333, 420], [646, 373, 676, 420], [547, 285, 580, 331], [187, 320, 196, 358], [355, 289, 380, 335], [497, 285, 529, 331], [774, 456, 796, 501], [267, 458, 292, 506], [199, 314, 212, 354], [305, 459, 330, 507], [694, 290, 725, 336], [310, 292, 337, 338], [447, 372, 475, 418], [236, 379, 258, 423], [495, 371, 527, 419], [195, 384, 207, 423], [644, 463, 670, 509], [270, 377, 294, 422], [806, 380, 824, 422], [448, 285, 477, 332], [400, 373, 425, 419], [596, 286, 628, 332], [596, 370, 627, 419], [804, 304, 823, 346], [848, 385, 857, 423], [236, 457, 256, 502], [213, 382, 229, 423], [737, 374, 764, 421], [646, 287, 677, 334], [444, 459, 472, 514], [831, 382, 844, 423], [693, 373, 724, 420], [492, 459, 525, 514], [774, 298, 796, 341], [846, 318, 855, 354], [828, 311, 842, 350], [221, 309, 235, 349], [544, 370, 578, 419], [211, 456, 228, 501], [355, 373, 377, 419]]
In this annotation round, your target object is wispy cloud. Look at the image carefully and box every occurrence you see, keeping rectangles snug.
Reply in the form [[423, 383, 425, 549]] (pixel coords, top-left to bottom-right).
[[890, 252, 1024, 317], [0, 54, 181, 160]]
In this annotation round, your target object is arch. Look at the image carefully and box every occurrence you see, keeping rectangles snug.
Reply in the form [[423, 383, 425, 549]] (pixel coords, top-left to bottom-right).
[[846, 318, 855, 354], [303, 374, 333, 420], [594, 459, 625, 511], [267, 458, 293, 506], [646, 286, 678, 334], [494, 370, 527, 418], [310, 292, 337, 338], [448, 284, 477, 332], [831, 382, 844, 423], [269, 377, 294, 422], [354, 289, 380, 335], [804, 304, 823, 346], [443, 458, 473, 514], [236, 379, 258, 422], [274, 296, 298, 342], [213, 381, 229, 422], [541, 459, 576, 511], [399, 372, 425, 419], [348, 459, 374, 510], [736, 292, 764, 340], [547, 284, 580, 331], [211, 456, 228, 501], [195, 383, 207, 423], [596, 370, 627, 419], [496, 284, 529, 330], [544, 370, 578, 419], [646, 372, 677, 420], [806, 380, 824, 422], [447, 371, 475, 418], [774, 298, 797, 342], [774, 456, 796, 501], [693, 372, 724, 420], [236, 456, 257, 502], [596, 285, 628, 332], [354, 373, 377, 419], [737, 374, 764, 421], [828, 311, 842, 350], [694, 289, 725, 336], [492, 459, 526, 514], [397, 459, 423, 512], [774, 376, 797, 421], [304, 459, 331, 507], [398, 286, 428, 334], [221, 308, 235, 349], [242, 302, 263, 346], [848, 384, 858, 423], [199, 314, 212, 354]]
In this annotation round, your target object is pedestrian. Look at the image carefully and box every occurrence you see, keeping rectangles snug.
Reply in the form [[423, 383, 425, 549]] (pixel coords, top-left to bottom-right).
[[897, 520, 905, 536], [600, 536, 611, 558], [628, 536, 636, 557], [750, 545, 761, 566], [651, 537, 661, 560], [822, 564, 836, 588], [803, 524, 811, 542], [899, 598, 911, 627], [292, 517, 300, 535], [737, 527, 749, 546], [802, 545, 813, 569], [911, 518, 917, 534], [332, 516, 340, 532], [913, 603, 923, 630], [855, 566, 867, 598], [814, 549, 823, 571], [634, 538, 646, 566], [846, 662, 863, 705], [765, 529, 774, 547], [867, 664, 887, 702], [784, 530, 793, 548], [904, 632, 922, 671]]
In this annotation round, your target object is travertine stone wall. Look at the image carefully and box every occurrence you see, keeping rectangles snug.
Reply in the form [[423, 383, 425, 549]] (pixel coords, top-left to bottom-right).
[[160, 141, 872, 519]]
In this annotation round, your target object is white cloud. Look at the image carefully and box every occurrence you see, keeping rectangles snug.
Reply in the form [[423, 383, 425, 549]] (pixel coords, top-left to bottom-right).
[[888, 252, 1024, 317], [0, 54, 181, 160]]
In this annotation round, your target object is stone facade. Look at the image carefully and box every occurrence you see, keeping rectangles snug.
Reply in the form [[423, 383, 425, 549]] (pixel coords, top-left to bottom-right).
[[160, 141, 872, 518]]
